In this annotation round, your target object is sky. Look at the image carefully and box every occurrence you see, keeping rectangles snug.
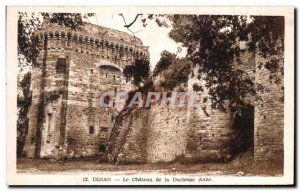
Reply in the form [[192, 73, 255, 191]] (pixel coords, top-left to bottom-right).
[[86, 12, 186, 70]]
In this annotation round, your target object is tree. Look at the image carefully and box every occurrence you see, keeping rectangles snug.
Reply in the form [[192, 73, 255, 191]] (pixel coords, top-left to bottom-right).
[[142, 15, 284, 112], [153, 50, 191, 91], [153, 50, 176, 77], [123, 59, 150, 87], [17, 72, 31, 156]]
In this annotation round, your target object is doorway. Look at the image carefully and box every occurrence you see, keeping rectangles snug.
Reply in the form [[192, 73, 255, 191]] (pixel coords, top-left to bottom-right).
[[233, 104, 254, 155]]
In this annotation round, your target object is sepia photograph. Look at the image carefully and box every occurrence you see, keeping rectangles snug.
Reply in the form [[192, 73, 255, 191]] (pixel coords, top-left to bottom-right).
[[6, 6, 294, 185]]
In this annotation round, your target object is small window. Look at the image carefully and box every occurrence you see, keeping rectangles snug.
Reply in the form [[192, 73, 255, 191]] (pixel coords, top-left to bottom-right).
[[56, 58, 66, 74], [31, 136, 35, 144], [89, 126, 95, 134], [88, 99, 92, 107], [90, 69, 93, 74], [111, 115, 115, 122], [104, 95, 110, 105], [99, 144, 106, 152]]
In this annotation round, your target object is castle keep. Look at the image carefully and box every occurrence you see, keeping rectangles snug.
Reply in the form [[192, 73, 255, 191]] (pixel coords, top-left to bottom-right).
[[23, 22, 284, 164], [23, 21, 149, 158]]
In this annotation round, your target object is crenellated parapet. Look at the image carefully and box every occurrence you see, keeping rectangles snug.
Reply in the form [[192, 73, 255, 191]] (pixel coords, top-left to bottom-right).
[[33, 21, 150, 62]]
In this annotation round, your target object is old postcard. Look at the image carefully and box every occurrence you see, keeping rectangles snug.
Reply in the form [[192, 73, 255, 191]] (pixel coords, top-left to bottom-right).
[[6, 6, 294, 185]]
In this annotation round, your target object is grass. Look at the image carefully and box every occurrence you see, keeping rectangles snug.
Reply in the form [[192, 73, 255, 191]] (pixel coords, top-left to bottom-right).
[[17, 151, 283, 176]]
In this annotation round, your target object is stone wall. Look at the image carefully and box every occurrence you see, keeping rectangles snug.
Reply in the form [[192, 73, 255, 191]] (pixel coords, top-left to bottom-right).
[[184, 72, 237, 162], [39, 50, 70, 158], [108, 106, 189, 164], [108, 102, 236, 164], [254, 53, 284, 162], [147, 106, 188, 162], [23, 67, 43, 158], [185, 106, 236, 162], [40, 96, 64, 158], [114, 109, 149, 164], [62, 51, 128, 158]]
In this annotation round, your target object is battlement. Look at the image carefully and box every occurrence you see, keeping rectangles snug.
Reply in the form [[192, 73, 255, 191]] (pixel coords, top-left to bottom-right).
[[33, 21, 149, 60]]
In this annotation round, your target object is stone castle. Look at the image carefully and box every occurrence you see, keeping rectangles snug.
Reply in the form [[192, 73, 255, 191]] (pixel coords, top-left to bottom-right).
[[23, 21, 284, 164]]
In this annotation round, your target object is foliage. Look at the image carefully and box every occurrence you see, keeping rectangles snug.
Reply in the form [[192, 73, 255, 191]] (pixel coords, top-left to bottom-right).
[[17, 72, 31, 156], [18, 12, 41, 68], [144, 15, 284, 112], [153, 50, 176, 77], [141, 14, 169, 28], [42, 13, 95, 30], [154, 50, 192, 90], [123, 59, 150, 87]]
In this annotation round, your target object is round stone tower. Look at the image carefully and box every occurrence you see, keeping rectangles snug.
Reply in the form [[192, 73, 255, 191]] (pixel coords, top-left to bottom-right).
[[23, 20, 149, 159]]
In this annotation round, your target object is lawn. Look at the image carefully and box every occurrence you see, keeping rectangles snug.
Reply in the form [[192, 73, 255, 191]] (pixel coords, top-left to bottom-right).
[[17, 152, 283, 176]]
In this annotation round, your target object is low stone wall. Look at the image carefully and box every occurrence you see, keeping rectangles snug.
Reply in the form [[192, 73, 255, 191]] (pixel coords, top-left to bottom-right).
[[185, 71, 237, 162], [185, 105, 236, 162], [108, 106, 189, 164], [109, 104, 236, 164], [147, 106, 188, 162], [115, 109, 149, 164]]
